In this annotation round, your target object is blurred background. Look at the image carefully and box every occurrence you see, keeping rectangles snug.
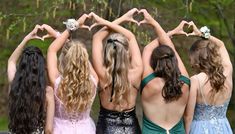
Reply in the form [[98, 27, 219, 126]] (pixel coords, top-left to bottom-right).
[[0, 0, 234, 132]]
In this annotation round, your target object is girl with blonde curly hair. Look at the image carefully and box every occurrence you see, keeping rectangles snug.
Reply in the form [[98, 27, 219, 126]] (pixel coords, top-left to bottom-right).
[[47, 14, 98, 134]]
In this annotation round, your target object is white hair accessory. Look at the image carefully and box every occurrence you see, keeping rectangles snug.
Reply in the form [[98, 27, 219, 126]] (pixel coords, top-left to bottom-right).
[[63, 19, 79, 31], [200, 26, 210, 39]]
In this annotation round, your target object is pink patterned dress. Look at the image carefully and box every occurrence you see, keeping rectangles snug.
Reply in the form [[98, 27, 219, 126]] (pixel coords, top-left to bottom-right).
[[53, 76, 97, 134]]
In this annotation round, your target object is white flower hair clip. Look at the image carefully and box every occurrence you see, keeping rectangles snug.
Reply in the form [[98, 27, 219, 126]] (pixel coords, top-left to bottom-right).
[[200, 26, 211, 39], [63, 19, 79, 31]]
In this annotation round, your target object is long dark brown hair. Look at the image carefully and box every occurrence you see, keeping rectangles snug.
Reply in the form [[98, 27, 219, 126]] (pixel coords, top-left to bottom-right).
[[189, 39, 225, 95], [150, 45, 182, 102], [9, 46, 46, 134]]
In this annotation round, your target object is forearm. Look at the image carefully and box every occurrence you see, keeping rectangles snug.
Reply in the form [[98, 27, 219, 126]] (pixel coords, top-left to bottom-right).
[[150, 20, 170, 45], [184, 116, 193, 134], [48, 29, 69, 52], [8, 37, 29, 64], [144, 39, 159, 55], [93, 15, 129, 39], [101, 19, 134, 41], [167, 30, 176, 38]]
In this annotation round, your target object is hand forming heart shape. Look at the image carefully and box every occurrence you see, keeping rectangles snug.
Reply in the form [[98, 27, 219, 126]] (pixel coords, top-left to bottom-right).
[[33, 9, 201, 40]]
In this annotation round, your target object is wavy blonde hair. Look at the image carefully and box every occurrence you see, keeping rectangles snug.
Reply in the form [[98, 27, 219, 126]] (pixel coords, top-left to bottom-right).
[[58, 40, 93, 113], [103, 33, 131, 110], [190, 39, 226, 96]]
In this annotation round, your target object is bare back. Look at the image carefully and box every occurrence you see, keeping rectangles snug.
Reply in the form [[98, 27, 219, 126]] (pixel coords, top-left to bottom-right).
[[194, 72, 232, 106], [141, 77, 189, 129], [99, 68, 141, 112]]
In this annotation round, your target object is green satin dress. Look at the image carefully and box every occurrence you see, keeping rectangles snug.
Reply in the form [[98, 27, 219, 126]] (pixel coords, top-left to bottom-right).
[[140, 72, 190, 134]]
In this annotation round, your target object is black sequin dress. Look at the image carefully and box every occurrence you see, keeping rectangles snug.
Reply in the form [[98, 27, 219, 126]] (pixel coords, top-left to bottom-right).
[[96, 106, 141, 134]]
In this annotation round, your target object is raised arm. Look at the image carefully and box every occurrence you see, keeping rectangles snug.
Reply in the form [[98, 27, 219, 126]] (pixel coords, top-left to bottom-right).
[[41, 24, 61, 40], [140, 9, 189, 77], [188, 21, 233, 78], [8, 25, 42, 83], [142, 38, 159, 77], [91, 11, 142, 83], [47, 29, 69, 86], [47, 14, 89, 86]]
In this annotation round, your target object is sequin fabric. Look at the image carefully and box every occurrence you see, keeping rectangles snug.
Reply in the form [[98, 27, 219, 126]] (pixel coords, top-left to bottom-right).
[[96, 106, 141, 134], [190, 75, 233, 134], [190, 101, 233, 134], [193, 101, 229, 121]]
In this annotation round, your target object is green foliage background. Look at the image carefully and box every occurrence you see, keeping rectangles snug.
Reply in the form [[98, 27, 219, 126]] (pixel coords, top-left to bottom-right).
[[0, 0, 234, 132]]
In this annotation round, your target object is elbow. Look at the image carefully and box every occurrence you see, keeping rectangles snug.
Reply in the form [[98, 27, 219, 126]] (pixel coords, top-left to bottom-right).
[[47, 45, 54, 53], [143, 45, 154, 54], [7, 59, 12, 65], [45, 128, 53, 134], [127, 33, 135, 41], [184, 114, 193, 124]]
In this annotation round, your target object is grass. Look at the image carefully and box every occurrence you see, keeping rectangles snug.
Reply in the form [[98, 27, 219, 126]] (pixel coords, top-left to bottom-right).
[[0, 116, 8, 131]]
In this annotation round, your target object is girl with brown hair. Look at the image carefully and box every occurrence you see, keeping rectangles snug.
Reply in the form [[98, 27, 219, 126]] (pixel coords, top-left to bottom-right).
[[184, 22, 233, 134], [140, 10, 190, 134]]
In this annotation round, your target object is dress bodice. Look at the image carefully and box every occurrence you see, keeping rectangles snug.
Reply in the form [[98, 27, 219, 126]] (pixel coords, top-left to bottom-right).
[[193, 100, 230, 121], [54, 76, 97, 121], [193, 75, 231, 121]]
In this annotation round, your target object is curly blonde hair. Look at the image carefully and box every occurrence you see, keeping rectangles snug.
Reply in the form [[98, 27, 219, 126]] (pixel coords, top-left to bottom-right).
[[103, 33, 131, 110], [58, 40, 93, 113], [190, 39, 226, 96]]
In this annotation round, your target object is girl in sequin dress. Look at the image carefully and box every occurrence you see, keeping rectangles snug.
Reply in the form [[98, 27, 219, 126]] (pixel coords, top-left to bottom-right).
[[91, 10, 142, 134]]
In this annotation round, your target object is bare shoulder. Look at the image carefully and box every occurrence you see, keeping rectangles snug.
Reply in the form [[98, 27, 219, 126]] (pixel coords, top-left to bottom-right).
[[189, 74, 201, 91]]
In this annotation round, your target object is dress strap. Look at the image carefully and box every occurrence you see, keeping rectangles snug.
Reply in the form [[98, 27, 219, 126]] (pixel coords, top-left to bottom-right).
[[195, 75, 208, 105], [140, 72, 159, 94], [179, 75, 190, 87], [140, 72, 190, 94]]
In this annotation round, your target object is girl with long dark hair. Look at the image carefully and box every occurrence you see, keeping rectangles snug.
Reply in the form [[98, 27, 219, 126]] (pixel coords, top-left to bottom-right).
[[7, 24, 56, 134], [184, 22, 233, 134], [140, 10, 190, 134], [91, 9, 142, 134]]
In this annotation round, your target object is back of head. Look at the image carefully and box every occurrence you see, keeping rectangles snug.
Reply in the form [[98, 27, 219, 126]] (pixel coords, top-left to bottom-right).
[[103, 33, 131, 109], [9, 46, 46, 133], [58, 40, 93, 113], [189, 39, 225, 94], [150, 45, 182, 102]]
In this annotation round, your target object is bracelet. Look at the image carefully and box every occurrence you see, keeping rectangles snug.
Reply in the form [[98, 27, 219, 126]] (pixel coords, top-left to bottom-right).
[[63, 19, 79, 31], [55, 32, 61, 38], [200, 26, 210, 39]]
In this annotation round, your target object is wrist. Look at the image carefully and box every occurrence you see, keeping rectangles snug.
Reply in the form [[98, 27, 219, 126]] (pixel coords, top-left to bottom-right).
[[150, 20, 159, 27], [23, 36, 31, 42], [167, 30, 175, 36], [63, 19, 79, 31]]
